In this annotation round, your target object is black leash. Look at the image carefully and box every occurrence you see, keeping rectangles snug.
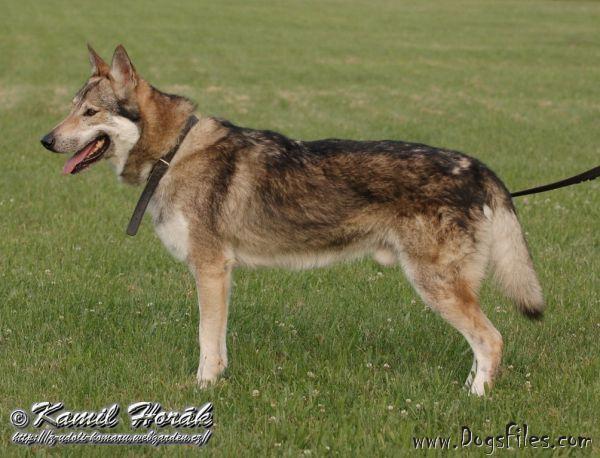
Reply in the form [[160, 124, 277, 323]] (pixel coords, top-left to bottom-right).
[[126, 114, 199, 236], [510, 165, 600, 198]]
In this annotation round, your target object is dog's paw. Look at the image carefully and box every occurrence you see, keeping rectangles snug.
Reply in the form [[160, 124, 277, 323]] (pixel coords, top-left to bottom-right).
[[197, 375, 219, 389], [196, 357, 227, 388], [465, 374, 491, 397], [467, 382, 486, 397], [464, 359, 477, 390]]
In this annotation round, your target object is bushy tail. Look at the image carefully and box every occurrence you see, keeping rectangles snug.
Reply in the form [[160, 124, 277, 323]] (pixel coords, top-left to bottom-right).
[[489, 204, 545, 319]]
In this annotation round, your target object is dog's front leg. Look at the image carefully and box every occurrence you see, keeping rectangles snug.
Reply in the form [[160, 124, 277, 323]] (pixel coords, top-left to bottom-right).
[[192, 260, 231, 388]]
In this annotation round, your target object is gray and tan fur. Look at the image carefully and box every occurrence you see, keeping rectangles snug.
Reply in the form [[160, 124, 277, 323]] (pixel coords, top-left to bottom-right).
[[41, 45, 545, 396]]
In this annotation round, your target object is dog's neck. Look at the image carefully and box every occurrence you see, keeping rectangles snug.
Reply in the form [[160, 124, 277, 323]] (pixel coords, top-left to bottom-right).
[[119, 79, 196, 185]]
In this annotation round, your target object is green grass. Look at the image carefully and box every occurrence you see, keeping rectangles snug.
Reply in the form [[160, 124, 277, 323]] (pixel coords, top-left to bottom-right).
[[1, 0, 599, 455]]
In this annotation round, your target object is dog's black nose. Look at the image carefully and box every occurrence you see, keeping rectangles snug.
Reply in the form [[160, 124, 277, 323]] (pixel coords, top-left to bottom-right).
[[40, 133, 55, 151]]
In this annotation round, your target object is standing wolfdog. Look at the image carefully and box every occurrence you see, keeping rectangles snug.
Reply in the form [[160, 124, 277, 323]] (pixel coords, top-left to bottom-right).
[[41, 45, 544, 395]]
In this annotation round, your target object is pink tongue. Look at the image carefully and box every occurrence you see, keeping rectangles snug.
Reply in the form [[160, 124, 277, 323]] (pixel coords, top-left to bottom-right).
[[62, 141, 97, 175]]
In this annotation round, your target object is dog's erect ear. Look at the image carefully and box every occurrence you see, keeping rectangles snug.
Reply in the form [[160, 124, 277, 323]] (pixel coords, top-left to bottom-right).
[[87, 44, 109, 76], [110, 45, 137, 100]]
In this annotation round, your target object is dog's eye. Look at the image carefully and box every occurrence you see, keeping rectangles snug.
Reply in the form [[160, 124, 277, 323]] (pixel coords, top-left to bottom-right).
[[83, 108, 98, 117]]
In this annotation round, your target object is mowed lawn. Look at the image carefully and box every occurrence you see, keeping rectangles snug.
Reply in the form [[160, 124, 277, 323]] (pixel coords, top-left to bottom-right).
[[1, 0, 599, 455]]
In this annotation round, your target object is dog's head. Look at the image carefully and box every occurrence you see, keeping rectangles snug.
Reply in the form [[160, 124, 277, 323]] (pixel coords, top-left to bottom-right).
[[41, 45, 142, 176]]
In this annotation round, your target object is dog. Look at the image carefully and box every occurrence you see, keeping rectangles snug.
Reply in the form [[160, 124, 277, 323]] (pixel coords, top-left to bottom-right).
[[41, 45, 545, 396]]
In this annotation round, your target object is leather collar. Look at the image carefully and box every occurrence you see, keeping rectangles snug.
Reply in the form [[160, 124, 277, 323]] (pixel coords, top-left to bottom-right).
[[126, 114, 199, 236]]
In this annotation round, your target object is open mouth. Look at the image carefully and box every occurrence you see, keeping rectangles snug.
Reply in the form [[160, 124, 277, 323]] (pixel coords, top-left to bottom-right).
[[62, 135, 110, 175]]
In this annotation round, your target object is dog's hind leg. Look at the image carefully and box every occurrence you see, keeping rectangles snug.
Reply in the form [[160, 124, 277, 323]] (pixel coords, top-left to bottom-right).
[[398, 248, 502, 396], [191, 255, 232, 388]]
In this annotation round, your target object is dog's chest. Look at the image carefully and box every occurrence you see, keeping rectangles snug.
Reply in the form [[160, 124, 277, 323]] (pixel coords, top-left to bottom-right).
[[148, 199, 191, 262]]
